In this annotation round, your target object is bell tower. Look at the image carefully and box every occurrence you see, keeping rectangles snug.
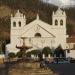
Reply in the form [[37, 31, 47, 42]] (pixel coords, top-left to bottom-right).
[[11, 10, 26, 29], [52, 8, 67, 49], [52, 8, 66, 28], [10, 10, 26, 46]]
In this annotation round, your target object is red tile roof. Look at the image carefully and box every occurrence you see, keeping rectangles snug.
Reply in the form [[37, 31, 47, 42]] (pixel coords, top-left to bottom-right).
[[67, 37, 75, 43]]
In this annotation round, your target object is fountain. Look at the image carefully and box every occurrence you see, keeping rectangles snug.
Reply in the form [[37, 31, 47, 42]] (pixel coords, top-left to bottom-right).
[[16, 37, 32, 58]]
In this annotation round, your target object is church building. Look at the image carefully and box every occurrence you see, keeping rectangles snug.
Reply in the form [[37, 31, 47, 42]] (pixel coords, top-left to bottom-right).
[[6, 8, 67, 54]]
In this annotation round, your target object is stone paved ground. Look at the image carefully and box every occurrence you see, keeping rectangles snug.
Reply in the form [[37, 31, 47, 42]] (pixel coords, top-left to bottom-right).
[[8, 62, 56, 75], [0, 64, 8, 75], [1, 62, 75, 75], [49, 63, 75, 75]]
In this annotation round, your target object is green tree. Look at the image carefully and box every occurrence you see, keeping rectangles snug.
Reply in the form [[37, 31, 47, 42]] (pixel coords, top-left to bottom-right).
[[42, 47, 52, 57], [8, 52, 16, 58], [16, 51, 24, 58], [54, 45, 65, 57], [26, 50, 41, 57]]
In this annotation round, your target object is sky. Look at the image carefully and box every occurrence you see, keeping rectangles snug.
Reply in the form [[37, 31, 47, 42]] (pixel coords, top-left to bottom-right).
[[41, 0, 75, 7]]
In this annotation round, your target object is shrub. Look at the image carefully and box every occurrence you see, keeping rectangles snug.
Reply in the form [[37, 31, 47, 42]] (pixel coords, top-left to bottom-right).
[[26, 50, 42, 61], [42, 47, 52, 57], [16, 51, 24, 58], [8, 52, 16, 58], [26, 50, 41, 57], [30, 50, 41, 55], [54, 45, 65, 57], [26, 52, 31, 57]]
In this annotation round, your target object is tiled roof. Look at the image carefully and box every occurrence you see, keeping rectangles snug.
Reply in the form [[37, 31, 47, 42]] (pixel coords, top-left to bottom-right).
[[67, 37, 75, 43]]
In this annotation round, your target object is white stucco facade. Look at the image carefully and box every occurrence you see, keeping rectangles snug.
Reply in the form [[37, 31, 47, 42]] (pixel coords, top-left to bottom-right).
[[6, 8, 67, 54]]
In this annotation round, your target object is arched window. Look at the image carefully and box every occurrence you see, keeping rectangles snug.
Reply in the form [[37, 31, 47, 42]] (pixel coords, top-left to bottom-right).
[[60, 20, 63, 26], [13, 22, 16, 27], [35, 33, 41, 37], [55, 20, 58, 25], [19, 21, 21, 27]]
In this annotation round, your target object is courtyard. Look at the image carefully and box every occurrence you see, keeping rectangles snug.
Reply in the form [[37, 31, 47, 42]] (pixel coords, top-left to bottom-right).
[[0, 60, 75, 75]]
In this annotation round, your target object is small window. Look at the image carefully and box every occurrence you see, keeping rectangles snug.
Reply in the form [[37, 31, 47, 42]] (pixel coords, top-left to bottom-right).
[[19, 21, 21, 27], [13, 22, 16, 27], [35, 33, 41, 37], [55, 20, 58, 25], [60, 20, 63, 26]]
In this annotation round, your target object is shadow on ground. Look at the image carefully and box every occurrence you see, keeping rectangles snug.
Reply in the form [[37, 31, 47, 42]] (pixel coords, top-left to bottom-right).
[[49, 63, 75, 75]]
